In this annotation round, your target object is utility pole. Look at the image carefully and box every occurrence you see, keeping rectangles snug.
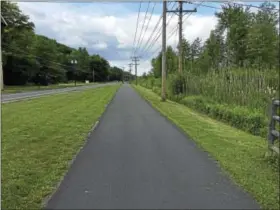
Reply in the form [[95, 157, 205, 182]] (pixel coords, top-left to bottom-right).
[[92, 68, 95, 83], [167, 1, 197, 73], [0, 47, 3, 91], [161, 0, 167, 101], [122, 67, 125, 83], [1, 15, 8, 91], [128, 63, 132, 83], [71, 59, 78, 86], [178, 1, 183, 74], [131, 56, 140, 85]]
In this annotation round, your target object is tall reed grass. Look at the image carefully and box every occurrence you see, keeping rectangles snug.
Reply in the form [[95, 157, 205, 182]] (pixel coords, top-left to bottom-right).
[[138, 68, 279, 137], [140, 68, 279, 112]]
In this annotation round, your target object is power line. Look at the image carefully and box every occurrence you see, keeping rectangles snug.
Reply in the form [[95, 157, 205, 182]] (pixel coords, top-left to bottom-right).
[[187, 1, 278, 11], [132, 1, 142, 57], [145, 17, 178, 57], [186, 2, 221, 10], [226, 1, 279, 11], [138, 14, 163, 55], [147, 1, 205, 60], [137, 2, 157, 54], [135, 1, 151, 55], [141, 2, 177, 57], [139, 1, 177, 56]]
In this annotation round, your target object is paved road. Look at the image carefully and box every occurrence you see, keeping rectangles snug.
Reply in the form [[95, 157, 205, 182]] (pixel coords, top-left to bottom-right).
[[1, 83, 116, 103], [46, 84, 259, 209]]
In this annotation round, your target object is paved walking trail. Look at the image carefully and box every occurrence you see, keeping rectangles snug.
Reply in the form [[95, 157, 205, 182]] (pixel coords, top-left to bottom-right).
[[46, 84, 259, 209]]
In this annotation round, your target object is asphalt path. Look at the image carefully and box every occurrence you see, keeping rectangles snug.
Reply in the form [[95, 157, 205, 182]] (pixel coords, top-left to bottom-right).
[[46, 84, 259, 209], [1, 83, 117, 103]]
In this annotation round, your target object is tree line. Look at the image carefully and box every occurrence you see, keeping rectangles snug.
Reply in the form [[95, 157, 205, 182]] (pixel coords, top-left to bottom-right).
[[138, 2, 279, 138], [1, 1, 132, 86], [149, 2, 279, 77]]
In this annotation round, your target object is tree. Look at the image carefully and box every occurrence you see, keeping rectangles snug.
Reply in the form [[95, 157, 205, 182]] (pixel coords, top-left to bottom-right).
[[215, 3, 252, 67], [181, 38, 191, 71], [1, 1, 114, 86], [148, 2, 279, 79], [166, 46, 177, 75], [190, 37, 202, 72], [151, 52, 162, 78], [1, 1, 36, 85], [89, 55, 110, 82], [246, 2, 278, 69], [109, 66, 123, 81]]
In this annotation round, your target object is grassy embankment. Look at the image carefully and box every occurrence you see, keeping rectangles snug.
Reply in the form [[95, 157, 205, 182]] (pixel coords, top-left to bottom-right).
[[134, 85, 279, 210], [2, 84, 120, 209]]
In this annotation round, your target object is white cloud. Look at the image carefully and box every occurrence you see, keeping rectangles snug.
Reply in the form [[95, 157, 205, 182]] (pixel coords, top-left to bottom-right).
[[92, 42, 108, 50], [18, 2, 217, 75]]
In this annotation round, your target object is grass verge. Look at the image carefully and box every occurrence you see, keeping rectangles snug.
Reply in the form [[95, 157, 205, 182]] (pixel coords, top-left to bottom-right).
[[1, 82, 96, 94], [1, 84, 120, 210], [133, 85, 279, 210]]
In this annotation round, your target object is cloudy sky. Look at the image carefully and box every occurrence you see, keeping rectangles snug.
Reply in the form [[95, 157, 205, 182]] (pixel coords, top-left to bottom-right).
[[17, 1, 278, 75]]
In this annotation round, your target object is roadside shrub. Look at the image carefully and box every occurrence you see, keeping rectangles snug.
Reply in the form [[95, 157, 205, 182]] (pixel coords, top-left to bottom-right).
[[181, 95, 269, 138], [168, 74, 186, 95]]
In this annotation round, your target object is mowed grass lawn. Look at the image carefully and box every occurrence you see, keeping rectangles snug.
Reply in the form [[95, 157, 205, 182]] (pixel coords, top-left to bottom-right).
[[134, 85, 279, 210], [1, 85, 120, 210]]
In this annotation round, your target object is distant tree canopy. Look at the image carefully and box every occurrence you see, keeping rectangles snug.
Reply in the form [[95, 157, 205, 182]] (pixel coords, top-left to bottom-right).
[[150, 2, 279, 76], [1, 1, 131, 85]]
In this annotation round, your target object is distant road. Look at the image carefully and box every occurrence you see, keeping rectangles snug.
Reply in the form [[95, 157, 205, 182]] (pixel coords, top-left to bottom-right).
[[1, 83, 117, 103]]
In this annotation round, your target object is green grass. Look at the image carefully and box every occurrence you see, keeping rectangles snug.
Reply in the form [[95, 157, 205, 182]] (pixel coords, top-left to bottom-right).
[[134, 85, 279, 210], [1, 82, 96, 94], [1, 84, 120, 210]]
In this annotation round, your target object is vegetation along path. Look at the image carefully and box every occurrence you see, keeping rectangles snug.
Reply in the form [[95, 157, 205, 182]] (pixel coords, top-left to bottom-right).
[[46, 84, 259, 209]]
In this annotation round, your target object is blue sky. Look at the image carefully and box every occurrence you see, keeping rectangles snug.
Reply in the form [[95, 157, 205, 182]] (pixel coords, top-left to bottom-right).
[[68, 1, 279, 15], [17, 1, 279, 74]]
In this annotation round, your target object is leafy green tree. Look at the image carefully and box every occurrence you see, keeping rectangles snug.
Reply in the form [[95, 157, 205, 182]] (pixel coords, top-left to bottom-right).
[[89, 55, 110, 82], [151, 52, 162, 78], [166, 46, 177, 75], [246, 2, 278, 69], [1, 1, 36, 85], [215, 3, 252, 67], [1, 1, 115, 86], [181, 38, 191, 71], [109, 66, 123, 81]]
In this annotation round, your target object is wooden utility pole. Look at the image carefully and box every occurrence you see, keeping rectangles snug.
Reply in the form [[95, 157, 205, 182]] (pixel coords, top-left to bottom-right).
[[0, 48, 3, 91], [1, 15, 8, 91], [161, 0, 167, 101], [167, 2, 197, 73], [131, 56, 140, 85], [178, 1, 183, 74], [92, 68, 95, 83], [128, 63, 132, 83], [122, 67, 125, 83]]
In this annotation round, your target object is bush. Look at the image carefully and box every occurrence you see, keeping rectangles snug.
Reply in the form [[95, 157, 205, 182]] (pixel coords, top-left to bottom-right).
[[181, 95, 269, 138], [168, 74, 186, 95]]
